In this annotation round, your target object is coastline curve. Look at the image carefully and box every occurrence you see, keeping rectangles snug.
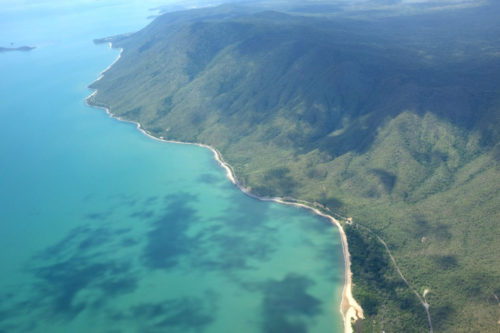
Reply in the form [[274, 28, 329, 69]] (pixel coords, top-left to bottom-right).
[[86, 42, 364, 333]]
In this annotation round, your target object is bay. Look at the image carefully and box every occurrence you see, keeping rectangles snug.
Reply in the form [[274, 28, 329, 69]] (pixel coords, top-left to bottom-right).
[[0, 1, 344, 332]]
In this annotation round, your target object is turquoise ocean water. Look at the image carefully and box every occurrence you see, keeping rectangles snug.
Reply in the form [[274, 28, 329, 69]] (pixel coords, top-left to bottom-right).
[[0, 1, 344, 332]]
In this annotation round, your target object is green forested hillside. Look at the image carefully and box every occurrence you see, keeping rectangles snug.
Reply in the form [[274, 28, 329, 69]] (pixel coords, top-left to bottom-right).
[[89, 2, 500, 332]]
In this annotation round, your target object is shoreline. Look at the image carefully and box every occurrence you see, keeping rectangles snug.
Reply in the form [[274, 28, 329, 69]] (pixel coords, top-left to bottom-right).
[[86, 42, 364, 333]]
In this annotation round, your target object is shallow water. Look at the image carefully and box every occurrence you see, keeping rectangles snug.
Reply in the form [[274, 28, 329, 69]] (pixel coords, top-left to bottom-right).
[[0, 1, 344, 332]]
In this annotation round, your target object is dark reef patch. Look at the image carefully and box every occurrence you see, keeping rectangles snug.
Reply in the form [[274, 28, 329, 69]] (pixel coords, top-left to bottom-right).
[[221, 190, 272, 232], [119, 291, 218, 332], [143, 193, 199, 270], [121, 237, 139, 247], [85, 211, 112, 221], [187, 192, 277, 272], [191, 233, 270, 271], [257, 274, 322, 333], [144, 191, 278, 274], [197, 173, 222, 184], [31, 258, 137, 318], [130, 209, 155, 219], [143, 196, 159, 205], [36, 226, 90, 260], [36, 226, 131, 262], [77, 228, 115, 251], [0, 222, 141, 331], [108, 193, 138, 208]]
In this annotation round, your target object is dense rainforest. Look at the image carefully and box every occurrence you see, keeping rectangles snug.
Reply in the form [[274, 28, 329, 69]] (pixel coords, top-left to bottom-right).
[[88, 1, 500, 331]]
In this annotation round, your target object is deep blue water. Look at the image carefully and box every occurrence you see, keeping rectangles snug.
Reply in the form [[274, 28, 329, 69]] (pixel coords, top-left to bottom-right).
[[0, 1, 344, 332]]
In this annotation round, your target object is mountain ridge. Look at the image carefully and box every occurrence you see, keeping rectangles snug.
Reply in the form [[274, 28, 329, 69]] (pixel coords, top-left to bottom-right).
[[88, 3, 500, 332]]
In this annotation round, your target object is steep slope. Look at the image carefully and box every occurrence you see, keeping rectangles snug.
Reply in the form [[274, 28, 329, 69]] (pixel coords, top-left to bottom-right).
[[89, 3, 500, 332]]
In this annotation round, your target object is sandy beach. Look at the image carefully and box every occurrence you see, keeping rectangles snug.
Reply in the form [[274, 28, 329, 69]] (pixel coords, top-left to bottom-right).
[[262, 198, 365, 333], [86, 43, 364, 333], [94, 43, 123, 81]]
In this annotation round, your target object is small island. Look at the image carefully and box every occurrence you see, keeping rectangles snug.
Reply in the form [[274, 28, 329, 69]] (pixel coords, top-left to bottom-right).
[[0, 46, 36, 53]]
